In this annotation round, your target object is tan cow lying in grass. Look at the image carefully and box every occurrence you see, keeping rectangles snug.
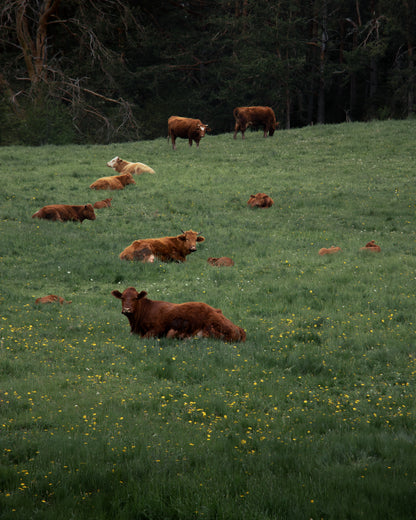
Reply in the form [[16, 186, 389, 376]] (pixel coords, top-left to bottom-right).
[[93, 198, 112, 209], [32, 204, 96, 222], [120, 230, 205, 263], [247, 193, 274, 208], [90, 173, 135, 190], [360, 240, 381, 252], [318, 246, 342, 255], [35, 295, 72, 305], [207, 257, 234, 266], [107, 156, 155, 175]]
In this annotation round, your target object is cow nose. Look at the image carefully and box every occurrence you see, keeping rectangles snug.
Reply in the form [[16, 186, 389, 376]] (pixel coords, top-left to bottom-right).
[[189, 246, 196, 252], [122, 307, 132, 314]]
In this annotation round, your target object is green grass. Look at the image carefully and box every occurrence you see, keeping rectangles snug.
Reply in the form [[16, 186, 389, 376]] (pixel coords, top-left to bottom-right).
[[1, 120, 415, 519]]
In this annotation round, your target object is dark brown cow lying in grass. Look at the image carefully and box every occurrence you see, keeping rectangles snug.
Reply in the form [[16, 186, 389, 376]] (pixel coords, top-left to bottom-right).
[[233, 106, 277, 139], [360, 240, 381, 252], [35, 295, 72, 305], [168, 116, 210, 150], [112, 287, 246, 342], [32, 204, 96, 222], [119, 230, 205, 263], [207, 257, 234, 267], [93, 198, 112, 209], [318, 246, 342, 256], [247, 193, 274, 208], [107, 156, 155, 175], [90, 173, 135, 190]]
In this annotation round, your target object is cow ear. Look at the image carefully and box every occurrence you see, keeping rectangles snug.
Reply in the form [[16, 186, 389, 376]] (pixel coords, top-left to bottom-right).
[[178, 234, 186, 241], [112, 290, 122, 299], [137, 291, 147, 299], [196, 236, 205, 242]]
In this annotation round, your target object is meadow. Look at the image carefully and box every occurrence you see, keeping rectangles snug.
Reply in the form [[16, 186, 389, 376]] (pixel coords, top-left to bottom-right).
[[0, 120, 415, 519]]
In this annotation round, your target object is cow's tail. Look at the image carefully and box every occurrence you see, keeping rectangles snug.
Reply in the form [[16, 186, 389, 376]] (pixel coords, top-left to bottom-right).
[[233, 107, 240, 119], [32, 211, 39, 218]]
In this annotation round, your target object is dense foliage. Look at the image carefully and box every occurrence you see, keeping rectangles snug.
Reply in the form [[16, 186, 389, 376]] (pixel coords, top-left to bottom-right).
[[1, 0, 415, 144]]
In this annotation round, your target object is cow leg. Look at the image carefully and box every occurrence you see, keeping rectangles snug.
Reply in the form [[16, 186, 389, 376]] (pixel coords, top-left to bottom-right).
[[188, 138, 193, 147], [172, 136, 176, 150], [233, 123, 239, 139]]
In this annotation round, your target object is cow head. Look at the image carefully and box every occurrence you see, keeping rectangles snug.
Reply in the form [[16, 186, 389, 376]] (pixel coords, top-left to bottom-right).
[[83, 204, 96, 220], [107, 156, 122, 169], [199, 124, 210, 137], [179, 229, 205, 253], [120, 173, 136, 186], [112, 287, 148, 314]]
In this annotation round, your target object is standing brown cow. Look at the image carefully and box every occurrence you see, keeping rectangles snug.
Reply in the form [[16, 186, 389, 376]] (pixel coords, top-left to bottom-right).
[[168, 116, 210, 150], [119, 230, 205, 262], [233, 106, 277, 139], [32, 204, 96, 222], [112, 287, 246, 342]]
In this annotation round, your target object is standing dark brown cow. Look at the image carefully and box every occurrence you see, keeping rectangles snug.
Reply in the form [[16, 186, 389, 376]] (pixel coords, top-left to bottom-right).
[[112, 287, 246, 342], [32, 204, 96, 222], [168, 116, 210, 150], [233, 106, 277, 139], [119, 229, 205, 263]]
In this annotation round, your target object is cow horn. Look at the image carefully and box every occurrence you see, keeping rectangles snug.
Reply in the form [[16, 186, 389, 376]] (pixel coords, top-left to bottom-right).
[[181, 228, 185, 234]]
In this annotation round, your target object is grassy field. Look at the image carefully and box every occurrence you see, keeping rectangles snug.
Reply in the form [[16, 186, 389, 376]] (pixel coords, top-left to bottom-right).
[[1, 120, 415, 519]]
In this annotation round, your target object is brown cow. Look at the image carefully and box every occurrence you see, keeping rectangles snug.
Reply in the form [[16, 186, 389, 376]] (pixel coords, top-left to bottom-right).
[[360, 240, 381, 252], [247, 193, 274, 208], [207, 257, 234, 267], [120, 229, 205, 263], [112, 287, 246, 342], [107, 156, 155, 175], [132, 247, 155, 263], [233, 106, 277, 139], [168, 116, 210, 150], [35, 295, 72, 305], [318, 246, 342, 256], [93, 198, 112, 209], [32, 204, 96, 222], [90, 173, 135, 190]]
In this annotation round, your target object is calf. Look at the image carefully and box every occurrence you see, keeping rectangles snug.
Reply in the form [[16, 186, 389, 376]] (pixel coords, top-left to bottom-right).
[[318, 246, 342, 256], [112, 287, 246, 342], [107, 156, 155, 175], [207, 257, 234, 267], [93, 198, 112, 209], [35, 295, 72, 305], [233, 106, 277, 139], [90, 173, 135, 190], [168, 116, 210, 150], [32, 204, 96, 223], [360, 240, 381, 252], [120, 229, 205, 263], [247, 193, 274, 208]]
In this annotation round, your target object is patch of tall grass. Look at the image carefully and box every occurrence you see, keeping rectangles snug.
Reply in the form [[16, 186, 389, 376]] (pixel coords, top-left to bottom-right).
[[1, 120, 415, 519]]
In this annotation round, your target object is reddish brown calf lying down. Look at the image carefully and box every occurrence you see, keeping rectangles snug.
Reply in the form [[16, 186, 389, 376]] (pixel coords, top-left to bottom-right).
[[112, 287, 246, 342], [93, 198, 112, 209], [90, 173, 135, 190], [318, 246, 342, 256], [32, 204, 96, 223], [247, 193, 274, 208], [120, 230, 205, 263], [107, 156, 155, 175], [360, 240, 381, 252], [207, 257, 234, 267], [35, 295, 72, 305]]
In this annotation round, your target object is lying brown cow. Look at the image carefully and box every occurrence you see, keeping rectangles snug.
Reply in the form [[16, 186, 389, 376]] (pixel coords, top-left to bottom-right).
[[318, 246, 342, 256], [120, 229, 205, 263], [233, 106, 277, 139], [360, 240, 381, 253], [35, 295, 72, 305], [207, 257, 234, 267], [32, 204, 96, 222], [93, 198, 112, 209], [112, 287, 246, 342], [247, 193, 274, 208], [132, 247, 155, 263], [168, 116, 210, 150], [107, 156, 155, 175], [90, 173, 135, 190]]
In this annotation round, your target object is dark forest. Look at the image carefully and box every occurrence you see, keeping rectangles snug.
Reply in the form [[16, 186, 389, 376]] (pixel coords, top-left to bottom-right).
[[1, 0, 415, 144]]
